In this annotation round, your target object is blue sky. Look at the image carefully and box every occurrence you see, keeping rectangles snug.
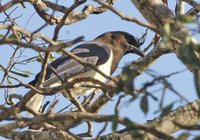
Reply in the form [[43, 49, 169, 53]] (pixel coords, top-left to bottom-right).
[[0, 0, 199, 139]]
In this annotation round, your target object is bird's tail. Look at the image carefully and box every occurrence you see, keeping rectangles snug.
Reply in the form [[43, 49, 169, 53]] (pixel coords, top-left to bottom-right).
[[26, 93, 44, 113]]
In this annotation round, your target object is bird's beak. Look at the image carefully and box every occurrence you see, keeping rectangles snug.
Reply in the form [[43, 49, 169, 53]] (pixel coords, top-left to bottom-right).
[[129, 45, 145, 57]]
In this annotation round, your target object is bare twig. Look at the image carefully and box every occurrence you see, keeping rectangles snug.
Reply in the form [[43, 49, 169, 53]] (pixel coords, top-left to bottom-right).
[[94, 0, 157, 31]]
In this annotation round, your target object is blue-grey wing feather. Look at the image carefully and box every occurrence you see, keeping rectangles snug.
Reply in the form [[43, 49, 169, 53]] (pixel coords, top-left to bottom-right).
[[44, 56, 98, 86], [29, 42, 111, 86]]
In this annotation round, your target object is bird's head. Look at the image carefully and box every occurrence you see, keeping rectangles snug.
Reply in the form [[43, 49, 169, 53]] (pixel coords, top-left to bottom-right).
[[121, 32, 145, 57], [95, 31, 145, 57]]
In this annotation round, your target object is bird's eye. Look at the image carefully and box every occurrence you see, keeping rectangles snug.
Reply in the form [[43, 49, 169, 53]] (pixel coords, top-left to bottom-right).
[[126, 37, 131, 44]]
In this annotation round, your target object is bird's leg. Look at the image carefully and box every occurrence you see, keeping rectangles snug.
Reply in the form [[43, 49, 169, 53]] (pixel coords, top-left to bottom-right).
[[77, 122, 93, 137], [63, 90, 93, 137], [82, 90, 96, 107], [63, 89, 86, 112], [87, 121, 93, 136]]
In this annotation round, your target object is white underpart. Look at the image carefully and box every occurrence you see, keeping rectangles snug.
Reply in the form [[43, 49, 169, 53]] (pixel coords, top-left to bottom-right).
[[49, 50, 113, 96]]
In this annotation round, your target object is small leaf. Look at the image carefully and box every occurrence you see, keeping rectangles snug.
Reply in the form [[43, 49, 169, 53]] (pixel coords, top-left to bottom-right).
[[10, 70, 29, 77], [118, 66, 134, 94], [163, 23, 171, 36], [15, 32, 22, 39], [0, 66, 4, 71], [175, 15, 194, 23], [194, 72, 200, 98], [129, 130, 146, 139], [56, 51, 63, 55], [112, 115, 118, 132], [8, 32, 22, 39], [49, 53, 55, 61], [140, 95, 149, 115], [8, 33, 16, 39], [0, 34, 5, 38], [36, 55, 43, 62], [0, 65, 6, 72], [185, 36, 191, 45], [160, 103, 174, 117], [19, 70, 34, 75]]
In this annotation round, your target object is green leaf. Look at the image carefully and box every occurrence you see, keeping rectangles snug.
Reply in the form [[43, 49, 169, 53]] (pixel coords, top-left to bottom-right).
[[112, 115, 118, 132], [129, 130, 146, 140], [163, 23, 171, 36], [10, 70, 29, 77], [8, 32, 22, 39], [117, 66, 134, 94], [56, 51, 63, 55], [36, 55, 43, 62], [36, 53, 55, 62], [194, 72, 200, 98], [19, 70, 34, 75], [8, 33, 16, 39], [175, 15, 194, 23], [0, 34, 5, 38], [160, 103, 174, 117], [140, 95, 149, 115], [49, 53, 55, 61], [15, 32, 22, 39], [0, 64, 7, 73]]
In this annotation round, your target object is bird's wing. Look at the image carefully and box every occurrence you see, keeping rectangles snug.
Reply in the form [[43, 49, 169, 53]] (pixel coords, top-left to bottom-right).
[[29, 42, 111, 87]]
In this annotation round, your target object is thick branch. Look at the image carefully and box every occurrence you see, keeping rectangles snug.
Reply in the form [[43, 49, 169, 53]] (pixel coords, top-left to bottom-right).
[[98, 98, 200, 139], [0, 112, 175, 140], [131, 0, 200, 74]]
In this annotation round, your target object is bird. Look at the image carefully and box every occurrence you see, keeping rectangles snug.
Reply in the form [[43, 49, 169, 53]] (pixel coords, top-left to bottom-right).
[[26, 31, 145, 113]]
